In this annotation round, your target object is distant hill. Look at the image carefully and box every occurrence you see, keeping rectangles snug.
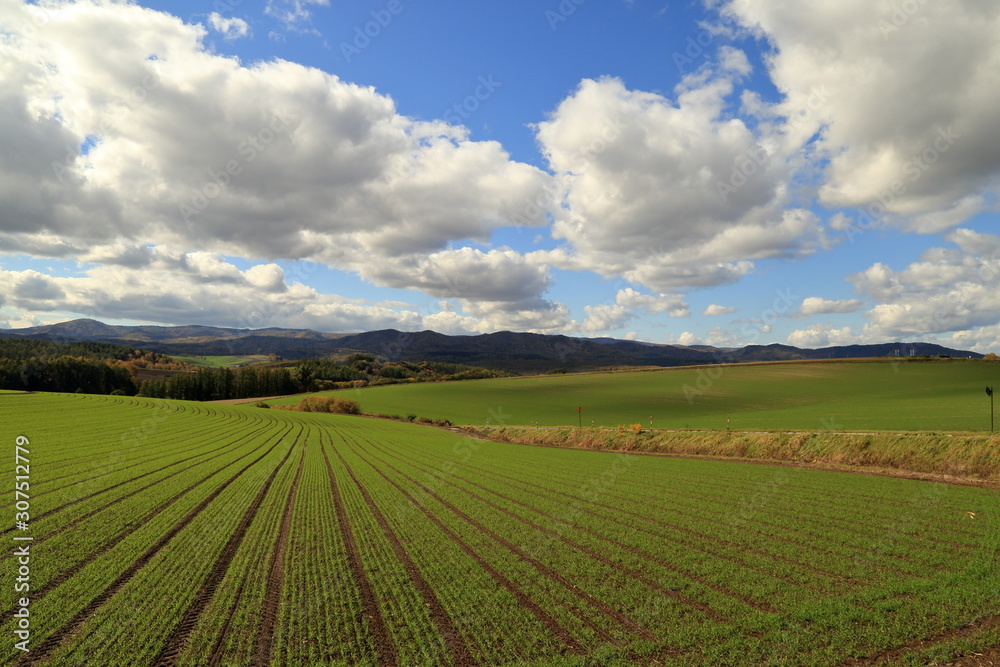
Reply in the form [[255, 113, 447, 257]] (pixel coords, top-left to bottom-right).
[[0, 318, 983, 373]]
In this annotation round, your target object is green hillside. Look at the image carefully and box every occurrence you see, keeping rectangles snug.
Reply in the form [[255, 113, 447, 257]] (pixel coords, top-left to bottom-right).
[[266, 358, 1000, 432]]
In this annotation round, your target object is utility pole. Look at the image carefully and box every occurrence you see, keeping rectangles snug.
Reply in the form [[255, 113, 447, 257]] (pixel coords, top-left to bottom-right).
[[988, 386, 994, 432]]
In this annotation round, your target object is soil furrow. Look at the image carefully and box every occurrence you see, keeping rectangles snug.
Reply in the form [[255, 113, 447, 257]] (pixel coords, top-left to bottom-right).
[[607, 471, 963, 567], [3, 427, 284, 622], [252, 435, 308, 667], [372, 436, 811, 602], [329, 437, 478, 666], [353, 441, 586, 655], [320, 435, 398, 667], [435, 449, 842, 591], [456, 468, 780, 613], [207, 580, 247, 667], [152, 429, 300, 666], [33, 424, 272, 546], [447, 447, 903, 579], [0, 422, 270, 537], [0, 418, 216, 501], [849, 613, 1000, 666], [341, 437, 637, 646], [362, 441, 718, 627], [20, 428, 289, 665]]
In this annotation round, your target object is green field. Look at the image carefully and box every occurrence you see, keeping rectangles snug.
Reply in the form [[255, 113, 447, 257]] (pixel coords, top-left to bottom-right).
[[1, 392, 998, 665], [266, 359, 1000, 432], [173, 354, 270, 368]]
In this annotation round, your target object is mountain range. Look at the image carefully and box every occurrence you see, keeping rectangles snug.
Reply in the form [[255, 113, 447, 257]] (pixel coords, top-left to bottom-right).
[[0, 319, 982, 373]]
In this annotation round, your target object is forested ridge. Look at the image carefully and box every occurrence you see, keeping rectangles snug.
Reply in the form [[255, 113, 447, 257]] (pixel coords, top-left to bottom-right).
[[1, 340, 513, 400], [136, 355, 514, 400], [0, 339, 187, 395]]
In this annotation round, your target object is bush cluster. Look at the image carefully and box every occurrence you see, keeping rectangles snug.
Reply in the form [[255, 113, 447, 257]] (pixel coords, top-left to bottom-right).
[[296, 396, 362, 414]]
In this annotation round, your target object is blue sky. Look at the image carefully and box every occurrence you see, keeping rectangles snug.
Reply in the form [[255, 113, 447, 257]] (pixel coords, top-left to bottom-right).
[[1, 0, 999, 351]]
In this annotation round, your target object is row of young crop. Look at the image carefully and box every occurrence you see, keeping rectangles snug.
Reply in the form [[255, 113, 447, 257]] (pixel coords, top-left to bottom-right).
[[501, 437, 991, 659], [338, 424, 751, 662], [347, 432, 667, 660], [321, 421, 641, 657], [167, 425, 308, 666], [462, 446, 935, 584], [29, 424, 297, 665], [271, 429, 376, 665], [1, 397, 281, 542], [1, 394, 996, 664], [335, 429, 574, 665], [10, 420, 287, 615], [446, 425, 987, 555], [0, 394, 306, 664], [0, 394, 265, 506], [325, 417, 997, 664]]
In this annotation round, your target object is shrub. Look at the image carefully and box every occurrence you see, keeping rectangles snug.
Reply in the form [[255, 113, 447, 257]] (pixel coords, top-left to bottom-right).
[[254, 401, 271, 409], [297, 396, 361, 415], [630, 423, 643, 435]]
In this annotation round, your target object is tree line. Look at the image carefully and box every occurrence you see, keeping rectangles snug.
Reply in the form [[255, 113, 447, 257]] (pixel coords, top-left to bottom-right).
[[0, 339, 514, 400], [0, 355, 138, 395], [137, 366, 297, 401], [0, 338, 183, 394]]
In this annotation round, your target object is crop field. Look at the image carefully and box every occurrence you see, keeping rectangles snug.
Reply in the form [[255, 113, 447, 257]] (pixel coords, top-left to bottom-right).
[[172, 355, 271, 368], [269, 359, 1000, 432], [1, 392, 998, 665]]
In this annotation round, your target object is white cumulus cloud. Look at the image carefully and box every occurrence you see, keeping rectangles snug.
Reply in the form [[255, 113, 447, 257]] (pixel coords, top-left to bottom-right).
[[725, 0, 1000, 231], [799, 297, 863, 315], [207, 13, 250, 40], [531, 72, 825, 292]]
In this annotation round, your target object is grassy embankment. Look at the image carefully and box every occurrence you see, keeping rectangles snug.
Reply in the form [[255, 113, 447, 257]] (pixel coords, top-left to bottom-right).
[[264, 358, 1000, 478], [468, 425, 1000, 480]]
